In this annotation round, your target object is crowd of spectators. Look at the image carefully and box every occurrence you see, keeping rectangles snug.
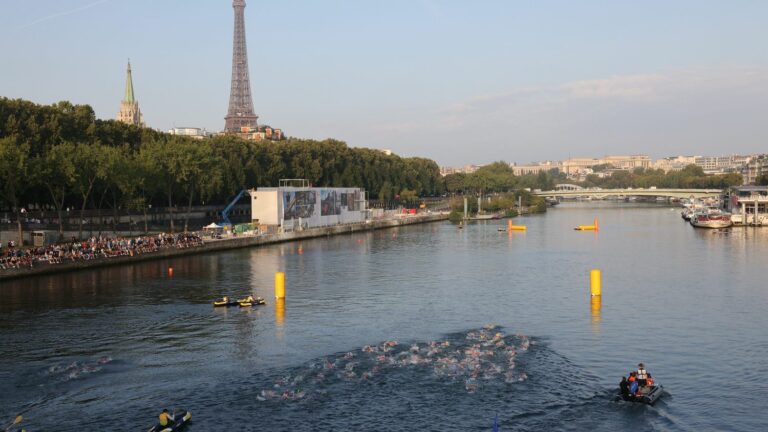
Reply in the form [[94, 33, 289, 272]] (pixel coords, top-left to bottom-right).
[[0, 233, 204, 271]]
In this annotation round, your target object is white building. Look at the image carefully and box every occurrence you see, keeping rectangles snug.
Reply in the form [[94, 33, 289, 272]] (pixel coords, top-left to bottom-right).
[[742, 156, 768, 184], [694, 155, 751, 174], [250, 186, 367, 231], [439, 164, 482, 176], [168, 127, 211, 140], [558, 155, 650, 176], [654, 156, 699, 172], [510, 161, 557, 176]]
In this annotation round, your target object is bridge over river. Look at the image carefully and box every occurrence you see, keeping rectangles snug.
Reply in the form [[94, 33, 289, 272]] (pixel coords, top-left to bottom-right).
[[534, 186, 723, 199]]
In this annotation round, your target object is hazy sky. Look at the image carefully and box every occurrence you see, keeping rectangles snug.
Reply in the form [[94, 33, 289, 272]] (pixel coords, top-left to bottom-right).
[[1, 0, 767, 166]]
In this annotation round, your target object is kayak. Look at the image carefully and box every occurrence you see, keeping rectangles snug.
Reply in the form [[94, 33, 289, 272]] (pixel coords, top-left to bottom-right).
[[619, 384, 664, 405], [213, 299, 239, 307], [147, 410, 192, 432], [238, 297, 266, 307]]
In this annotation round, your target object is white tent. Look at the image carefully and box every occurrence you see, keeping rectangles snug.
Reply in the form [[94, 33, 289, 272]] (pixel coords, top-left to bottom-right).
[[203, 222, 222, 230]]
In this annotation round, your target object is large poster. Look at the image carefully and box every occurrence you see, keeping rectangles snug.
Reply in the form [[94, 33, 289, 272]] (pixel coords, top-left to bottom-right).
[[320, 190, 341, 216], [341, 192, 355, 210], [353, 190, 361, 211], [283, 191, 316, 220]]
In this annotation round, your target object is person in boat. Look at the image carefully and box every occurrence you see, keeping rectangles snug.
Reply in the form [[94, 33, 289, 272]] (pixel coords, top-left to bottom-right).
[[619, 376, 630, 400], [222, 296, 229, 303], [646, 373, 654, 386], [159, 409, 175, 428], [628, 372, 639, 396], [637, 363, 648, 387], [245, 295, 254, 303]]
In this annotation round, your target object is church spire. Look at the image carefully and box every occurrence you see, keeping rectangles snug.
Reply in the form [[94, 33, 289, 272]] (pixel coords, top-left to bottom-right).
[[124, 60, 135, 103], [116, 60, 144, 127]]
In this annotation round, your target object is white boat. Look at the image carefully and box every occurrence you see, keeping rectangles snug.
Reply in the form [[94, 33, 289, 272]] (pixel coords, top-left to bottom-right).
[[690, 212, 733, 228]]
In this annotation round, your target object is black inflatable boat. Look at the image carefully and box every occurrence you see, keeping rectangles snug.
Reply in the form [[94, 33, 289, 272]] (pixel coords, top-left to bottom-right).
[[620, 384, 664, 405]]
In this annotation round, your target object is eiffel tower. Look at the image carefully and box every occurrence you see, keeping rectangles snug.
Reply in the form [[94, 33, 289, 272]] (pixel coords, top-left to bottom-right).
[[224, 0, 258, 132]]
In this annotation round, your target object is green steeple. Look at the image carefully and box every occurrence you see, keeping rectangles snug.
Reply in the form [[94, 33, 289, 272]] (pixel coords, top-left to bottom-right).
[[124, 60, 135, 103]]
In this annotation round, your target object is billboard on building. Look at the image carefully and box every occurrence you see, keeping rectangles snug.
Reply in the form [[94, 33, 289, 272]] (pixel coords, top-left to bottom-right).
[[283, 191, 316, 220], [321, 189, 341, 216]]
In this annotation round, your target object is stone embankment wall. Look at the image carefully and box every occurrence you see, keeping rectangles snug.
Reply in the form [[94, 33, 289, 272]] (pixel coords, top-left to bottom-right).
[[0, 214, 447, 282]]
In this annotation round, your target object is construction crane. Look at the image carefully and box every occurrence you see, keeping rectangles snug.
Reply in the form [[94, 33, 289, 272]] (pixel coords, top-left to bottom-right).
[[221, 189, 250, 227]]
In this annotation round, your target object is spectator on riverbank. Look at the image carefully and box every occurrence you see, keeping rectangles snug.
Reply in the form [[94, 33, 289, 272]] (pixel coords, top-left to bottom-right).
[[0, 233, 204, 271]]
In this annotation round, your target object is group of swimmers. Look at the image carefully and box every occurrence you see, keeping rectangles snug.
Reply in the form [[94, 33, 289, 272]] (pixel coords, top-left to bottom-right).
[[253, 326, 530, 402], [619, 362, 655, 400]]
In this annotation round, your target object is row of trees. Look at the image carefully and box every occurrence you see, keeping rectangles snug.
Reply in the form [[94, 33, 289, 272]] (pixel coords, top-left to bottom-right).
[[444, 162, 566, 194], [0, 97, 442, 241], [444, 162, 744, 193], [446, 190, 548, 223], [582, 165, 743, 189]]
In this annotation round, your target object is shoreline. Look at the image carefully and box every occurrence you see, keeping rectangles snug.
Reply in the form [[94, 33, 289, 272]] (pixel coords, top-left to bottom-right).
[[0, 213, 448, 282]]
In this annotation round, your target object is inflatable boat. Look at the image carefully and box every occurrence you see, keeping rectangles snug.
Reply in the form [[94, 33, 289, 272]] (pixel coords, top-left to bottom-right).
[[147, 410, 191, 432], [213, 299, 238, 307], [238, 296, 266, 307], [620, 384, 664, 405]]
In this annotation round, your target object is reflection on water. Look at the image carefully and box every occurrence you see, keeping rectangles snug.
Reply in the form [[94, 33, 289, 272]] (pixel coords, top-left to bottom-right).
[[275, 299, 285, 327], [590, 296, 602, 333], [2, 203, 768, 431]]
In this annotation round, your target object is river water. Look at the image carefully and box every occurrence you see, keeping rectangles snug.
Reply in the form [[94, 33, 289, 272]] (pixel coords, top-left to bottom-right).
[[1, 202, 767, 431]]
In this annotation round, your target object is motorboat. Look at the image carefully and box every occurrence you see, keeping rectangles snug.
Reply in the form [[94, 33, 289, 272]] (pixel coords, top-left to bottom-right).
[[690, 212, 733, 228]]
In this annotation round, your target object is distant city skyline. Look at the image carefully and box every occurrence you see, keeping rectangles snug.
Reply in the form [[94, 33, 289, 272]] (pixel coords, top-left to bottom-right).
[[1, 0, 767, 165]]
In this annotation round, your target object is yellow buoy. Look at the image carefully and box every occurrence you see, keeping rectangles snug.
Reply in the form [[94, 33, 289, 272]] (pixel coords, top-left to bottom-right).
[[275, 271, 286, 299], [590, 269, 601, 297], [508, 219, 527, 231], [575, 217, 600, 231]]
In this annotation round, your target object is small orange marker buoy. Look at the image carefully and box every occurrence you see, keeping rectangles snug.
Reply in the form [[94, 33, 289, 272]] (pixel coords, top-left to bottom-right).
[[168, 267, 173, 276], [298, 246, 303, 255]]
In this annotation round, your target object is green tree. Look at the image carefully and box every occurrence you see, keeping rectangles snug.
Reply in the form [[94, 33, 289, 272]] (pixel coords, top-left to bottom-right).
[[71, 143, 110, 240], [34, 142, 77, 240], [0, 138, 30, 244], [399, 188, 418, 204]]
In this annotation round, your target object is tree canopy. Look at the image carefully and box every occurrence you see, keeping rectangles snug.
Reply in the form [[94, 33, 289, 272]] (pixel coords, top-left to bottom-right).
[[0, 97, 443, 235]]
